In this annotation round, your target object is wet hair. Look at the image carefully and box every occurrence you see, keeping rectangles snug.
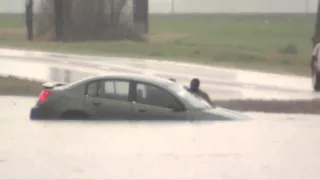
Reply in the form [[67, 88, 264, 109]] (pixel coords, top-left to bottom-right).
[[190, 78, 200, 91], [191, 78, 200, 85]]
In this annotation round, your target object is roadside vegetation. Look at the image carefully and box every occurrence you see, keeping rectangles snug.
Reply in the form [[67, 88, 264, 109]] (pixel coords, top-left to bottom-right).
[[0, 76, 42, 96], [0, 13, 315, 76]]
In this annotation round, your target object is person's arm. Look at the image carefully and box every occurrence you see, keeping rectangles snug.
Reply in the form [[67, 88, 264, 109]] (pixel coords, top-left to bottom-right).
[[207, 95, 215, 106], [201, 91, 214, 106]]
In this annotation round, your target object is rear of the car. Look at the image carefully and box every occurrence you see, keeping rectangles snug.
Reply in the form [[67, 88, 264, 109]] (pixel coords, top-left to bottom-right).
[[30, 82, 67, 120]]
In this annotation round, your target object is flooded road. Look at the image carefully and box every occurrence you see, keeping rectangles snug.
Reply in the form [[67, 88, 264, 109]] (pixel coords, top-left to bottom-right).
[[1, 49, 320, 179], [1, 49, 320, 101], [1, 96, 320, 179]]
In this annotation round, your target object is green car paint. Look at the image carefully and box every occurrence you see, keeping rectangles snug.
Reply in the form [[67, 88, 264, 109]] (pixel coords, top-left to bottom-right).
[[30, 74, 250, 120]]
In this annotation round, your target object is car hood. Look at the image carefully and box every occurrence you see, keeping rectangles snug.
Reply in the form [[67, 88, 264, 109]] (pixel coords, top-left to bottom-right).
[[190, 107, 251, 120]]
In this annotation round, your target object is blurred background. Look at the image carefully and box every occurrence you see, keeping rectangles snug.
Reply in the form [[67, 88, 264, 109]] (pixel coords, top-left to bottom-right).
[[0, 0, 318, 13]]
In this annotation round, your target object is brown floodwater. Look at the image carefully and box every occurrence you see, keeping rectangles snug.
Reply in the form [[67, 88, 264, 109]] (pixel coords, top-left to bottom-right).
[[1, 96, 320, 179]]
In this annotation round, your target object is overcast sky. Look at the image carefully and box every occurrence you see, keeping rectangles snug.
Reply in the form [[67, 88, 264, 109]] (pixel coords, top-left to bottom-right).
[[0, 0, 318, 13]]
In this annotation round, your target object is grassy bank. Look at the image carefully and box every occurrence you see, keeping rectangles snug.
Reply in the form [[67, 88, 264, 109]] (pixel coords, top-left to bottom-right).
[[0, 13, 316, 76], [0, 76, 42, 96]]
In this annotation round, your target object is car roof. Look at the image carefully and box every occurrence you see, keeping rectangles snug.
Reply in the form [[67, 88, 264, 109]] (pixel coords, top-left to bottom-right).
[[78, 73, 175, 87]]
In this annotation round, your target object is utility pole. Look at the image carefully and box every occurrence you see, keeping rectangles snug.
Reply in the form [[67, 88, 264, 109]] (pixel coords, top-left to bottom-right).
[[25, 0, 33, 41], [305, 0, 309, 14], [171, 0, 175, 14], [145, 0, 149, 33], [54, 0, 64, 41]]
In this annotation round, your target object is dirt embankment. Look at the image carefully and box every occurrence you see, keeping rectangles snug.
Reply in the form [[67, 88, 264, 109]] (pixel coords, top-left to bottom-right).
[[0, 76, 43, 97]]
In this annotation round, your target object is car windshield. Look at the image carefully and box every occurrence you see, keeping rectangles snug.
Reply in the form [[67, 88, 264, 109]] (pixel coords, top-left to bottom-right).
[[169, 84, 212, 110]]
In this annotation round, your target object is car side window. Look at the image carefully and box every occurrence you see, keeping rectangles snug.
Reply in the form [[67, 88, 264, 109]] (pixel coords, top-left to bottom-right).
[[98, 80, 130, 101], [86, 81, 98, 97], [136, 83, 182, 109], [115, 81, 130, 96], [104, 81, 115, 94]]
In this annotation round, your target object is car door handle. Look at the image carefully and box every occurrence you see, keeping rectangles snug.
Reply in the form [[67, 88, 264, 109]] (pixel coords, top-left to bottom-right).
[[93, 102, 101, 106], [137, 109, 146, 113]]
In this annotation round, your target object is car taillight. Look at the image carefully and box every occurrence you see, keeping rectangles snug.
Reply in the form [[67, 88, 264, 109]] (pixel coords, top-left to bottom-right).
[[38, 89, 51, 102]]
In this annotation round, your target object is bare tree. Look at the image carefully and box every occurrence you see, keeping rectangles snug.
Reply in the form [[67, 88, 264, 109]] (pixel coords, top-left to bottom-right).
[[34, 0, 55, 40], [34, 0, 144, 41], [313, 0, 320, 47], [25, 0, 33, 40], [53, 0, 64, 41]]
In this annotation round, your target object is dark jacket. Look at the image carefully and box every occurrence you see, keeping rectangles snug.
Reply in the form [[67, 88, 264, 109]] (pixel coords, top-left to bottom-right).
[[195, 89, 212, 104]]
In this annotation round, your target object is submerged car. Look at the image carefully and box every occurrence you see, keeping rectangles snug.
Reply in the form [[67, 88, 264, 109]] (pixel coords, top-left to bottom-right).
[[30, 74, 250, 120]]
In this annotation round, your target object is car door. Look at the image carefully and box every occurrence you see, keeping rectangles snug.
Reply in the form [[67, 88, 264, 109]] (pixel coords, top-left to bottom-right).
[[131, 82, 186, 120], [83, 79, 134, 120]]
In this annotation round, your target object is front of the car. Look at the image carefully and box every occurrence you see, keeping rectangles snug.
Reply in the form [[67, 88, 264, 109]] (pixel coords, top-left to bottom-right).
[[168, 84, 251, 120]]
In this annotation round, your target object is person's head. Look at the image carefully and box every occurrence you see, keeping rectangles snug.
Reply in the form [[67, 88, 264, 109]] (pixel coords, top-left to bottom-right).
[[169, 78, 176, 82], [190, 78, 200, 92]]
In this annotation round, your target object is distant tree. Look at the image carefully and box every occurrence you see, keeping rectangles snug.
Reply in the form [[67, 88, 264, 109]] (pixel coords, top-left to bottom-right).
[[133, 0, 149, 33], [34, 0, 145, 42], [313, 0, 320, 47], [25, 0, 33, 41]]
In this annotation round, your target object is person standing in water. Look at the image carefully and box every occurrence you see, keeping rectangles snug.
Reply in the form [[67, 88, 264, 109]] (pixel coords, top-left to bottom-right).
[[188, 78, 213, 105]]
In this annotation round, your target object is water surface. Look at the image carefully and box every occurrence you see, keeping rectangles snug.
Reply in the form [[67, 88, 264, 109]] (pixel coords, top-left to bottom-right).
[[1, 96, 320, 179]]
